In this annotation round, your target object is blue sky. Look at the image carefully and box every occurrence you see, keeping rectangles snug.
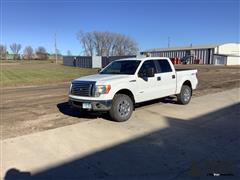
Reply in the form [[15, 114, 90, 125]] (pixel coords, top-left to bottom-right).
[[1, 0, 239, 55]]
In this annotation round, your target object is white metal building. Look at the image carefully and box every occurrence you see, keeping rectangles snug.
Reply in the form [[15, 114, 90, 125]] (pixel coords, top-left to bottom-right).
[[142, 43, 240, 65]]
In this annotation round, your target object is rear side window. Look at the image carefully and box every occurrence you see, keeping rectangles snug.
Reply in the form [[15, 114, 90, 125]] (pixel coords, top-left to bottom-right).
[[156, 60, 172, 73]]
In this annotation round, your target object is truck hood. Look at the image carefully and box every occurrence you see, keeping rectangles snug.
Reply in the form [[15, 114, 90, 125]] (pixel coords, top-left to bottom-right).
[[73, 74, 132, 83]]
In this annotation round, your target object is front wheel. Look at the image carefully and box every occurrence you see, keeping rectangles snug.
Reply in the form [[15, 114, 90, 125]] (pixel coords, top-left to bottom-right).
[[109, 94, 133, 122], [177, 85, 192, 105]]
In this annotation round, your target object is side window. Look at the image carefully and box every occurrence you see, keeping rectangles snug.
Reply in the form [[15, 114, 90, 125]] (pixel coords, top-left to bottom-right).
[[138, 60, 156, 76], [157, 60, 172, 73]]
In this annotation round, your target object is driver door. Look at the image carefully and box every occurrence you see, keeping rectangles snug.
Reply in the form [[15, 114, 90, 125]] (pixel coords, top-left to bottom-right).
[[136, 60, 159, 103]]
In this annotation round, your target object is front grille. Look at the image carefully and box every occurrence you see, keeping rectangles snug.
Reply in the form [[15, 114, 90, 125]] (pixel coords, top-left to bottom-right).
[[71, 81, 95, 97]]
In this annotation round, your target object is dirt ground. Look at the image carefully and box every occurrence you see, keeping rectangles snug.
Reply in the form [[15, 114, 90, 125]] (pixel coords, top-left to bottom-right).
[[1, 65, 240, 139], [175, 65, 240, 96]]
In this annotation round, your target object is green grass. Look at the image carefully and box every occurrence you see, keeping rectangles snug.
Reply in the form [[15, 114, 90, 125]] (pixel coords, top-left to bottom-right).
[[0, 60, 98, 87]]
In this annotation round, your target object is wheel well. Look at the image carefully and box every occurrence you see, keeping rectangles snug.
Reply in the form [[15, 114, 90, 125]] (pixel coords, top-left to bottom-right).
[[115, 89, 135, 104], [183, 80, 192, 89]]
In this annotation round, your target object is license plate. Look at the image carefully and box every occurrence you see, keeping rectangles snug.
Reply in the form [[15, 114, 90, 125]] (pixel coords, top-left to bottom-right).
[[82, 102, 92, 109]]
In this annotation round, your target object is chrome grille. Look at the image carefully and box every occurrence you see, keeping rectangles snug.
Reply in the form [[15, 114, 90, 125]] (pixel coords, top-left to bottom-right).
[[71, 81, 95, 97]]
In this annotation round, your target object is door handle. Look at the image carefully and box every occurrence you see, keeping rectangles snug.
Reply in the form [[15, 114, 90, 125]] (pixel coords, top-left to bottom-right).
[[157, 76, 161, 81], [172, 75, 176, 79]]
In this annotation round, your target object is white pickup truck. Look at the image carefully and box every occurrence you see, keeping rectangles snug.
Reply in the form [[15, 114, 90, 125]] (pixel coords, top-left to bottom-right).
[[69, 57, 198, 122]]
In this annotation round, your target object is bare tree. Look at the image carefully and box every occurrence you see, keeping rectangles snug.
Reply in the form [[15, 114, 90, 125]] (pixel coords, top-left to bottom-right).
[[10, 43, 22, 60], [23, 46, 34, 60], [77, 31, 138, 56], [114, 34, 138, 56], [92, 31, 109, 56], [77, 31, 94, 56], [105, 32, 116, 56], [0, 44, 7, 60], [35, 46, 48, 60], [109, 33, 138, 56]]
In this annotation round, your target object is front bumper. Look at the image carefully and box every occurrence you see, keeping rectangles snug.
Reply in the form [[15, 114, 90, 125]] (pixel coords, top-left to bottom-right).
[[69, 97, 112, 111]]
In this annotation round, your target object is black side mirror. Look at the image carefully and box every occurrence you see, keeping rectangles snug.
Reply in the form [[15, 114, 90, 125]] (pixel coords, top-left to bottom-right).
[[138, 71, 144, 77], [98, 69, 102, 73], [147, 67, 155, 77]]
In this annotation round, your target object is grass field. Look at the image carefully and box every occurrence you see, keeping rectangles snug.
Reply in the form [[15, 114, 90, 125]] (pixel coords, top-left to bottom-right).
[[0, 60, 98, 87]]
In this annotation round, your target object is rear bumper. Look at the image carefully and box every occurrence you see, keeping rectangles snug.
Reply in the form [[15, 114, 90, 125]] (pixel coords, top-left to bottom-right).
[[69, 97, 112, 111]]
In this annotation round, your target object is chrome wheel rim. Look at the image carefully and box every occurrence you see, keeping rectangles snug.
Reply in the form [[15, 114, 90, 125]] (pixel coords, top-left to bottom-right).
[[183, 88, 191, 102], [118, 100, 130, 117]]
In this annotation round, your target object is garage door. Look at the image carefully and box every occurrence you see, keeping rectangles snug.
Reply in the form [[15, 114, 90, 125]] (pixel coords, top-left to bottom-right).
[[213, 55, 227, 65]]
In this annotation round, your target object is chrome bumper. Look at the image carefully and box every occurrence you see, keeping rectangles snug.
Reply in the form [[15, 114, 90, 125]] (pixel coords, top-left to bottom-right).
[[69, 97, 112, 111]]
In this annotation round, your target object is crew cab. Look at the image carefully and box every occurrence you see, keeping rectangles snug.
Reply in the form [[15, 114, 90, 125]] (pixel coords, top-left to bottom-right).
[[69, 57, 198, 122]]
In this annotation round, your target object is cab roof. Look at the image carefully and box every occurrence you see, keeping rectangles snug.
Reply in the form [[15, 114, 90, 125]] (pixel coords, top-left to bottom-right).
[[115, 57, 170, 61]]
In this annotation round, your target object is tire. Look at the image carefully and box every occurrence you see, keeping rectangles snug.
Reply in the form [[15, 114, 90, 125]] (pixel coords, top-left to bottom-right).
[[109, 94, 133, 122], [177, 85, 192, 105]]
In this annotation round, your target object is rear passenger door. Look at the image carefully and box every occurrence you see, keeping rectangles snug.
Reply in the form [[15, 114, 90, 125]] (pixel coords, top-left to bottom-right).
[[155, 59, 177, 97]]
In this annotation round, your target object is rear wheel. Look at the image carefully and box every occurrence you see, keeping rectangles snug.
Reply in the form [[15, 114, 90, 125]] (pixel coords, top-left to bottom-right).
[[109, 94, 133, 122], [177, 85, 192, 105]]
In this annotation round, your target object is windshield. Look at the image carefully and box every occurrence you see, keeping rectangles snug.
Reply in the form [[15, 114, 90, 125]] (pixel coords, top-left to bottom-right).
[[100, 60, 141, 75]]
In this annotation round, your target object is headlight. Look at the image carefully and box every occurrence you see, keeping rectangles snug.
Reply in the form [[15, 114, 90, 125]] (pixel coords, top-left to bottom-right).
[[94, 85, 111, 97]]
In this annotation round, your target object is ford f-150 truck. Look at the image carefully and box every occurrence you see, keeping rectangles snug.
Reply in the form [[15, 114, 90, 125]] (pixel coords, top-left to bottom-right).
[[69, 57, 198, 122]]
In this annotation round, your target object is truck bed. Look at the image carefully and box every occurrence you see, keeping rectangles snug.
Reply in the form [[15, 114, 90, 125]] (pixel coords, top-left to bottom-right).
[[175, 68, 198, 94], [175, 68, 195, 72]]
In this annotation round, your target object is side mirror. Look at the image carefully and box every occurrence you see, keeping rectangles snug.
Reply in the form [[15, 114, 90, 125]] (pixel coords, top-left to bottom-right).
[[138, 72, 144, 77], [147, 67, 155, 77], [98, 69, 102, 73]]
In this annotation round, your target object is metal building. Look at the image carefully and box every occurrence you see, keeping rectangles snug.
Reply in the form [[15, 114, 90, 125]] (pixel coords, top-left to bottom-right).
[[63, 55, 136, 68], [141, 43, 240, 65]]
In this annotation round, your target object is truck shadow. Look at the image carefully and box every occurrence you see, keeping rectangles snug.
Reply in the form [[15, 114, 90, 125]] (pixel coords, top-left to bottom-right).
[[5, 103, 240, 179], [57, 96, 177, 120], [135, 96, 177, 109], [57, 102, 111, 120]]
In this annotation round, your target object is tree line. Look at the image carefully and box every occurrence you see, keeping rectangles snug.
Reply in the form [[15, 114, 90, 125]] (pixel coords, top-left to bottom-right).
[[0, 44, 50, 60], [77, 31, 138, 56], [0, 31, 138, 60]]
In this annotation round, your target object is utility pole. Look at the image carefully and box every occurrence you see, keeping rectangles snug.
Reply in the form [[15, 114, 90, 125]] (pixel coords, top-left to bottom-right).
[[54, 33, 57, 64], [168, 36, 170, 48]]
